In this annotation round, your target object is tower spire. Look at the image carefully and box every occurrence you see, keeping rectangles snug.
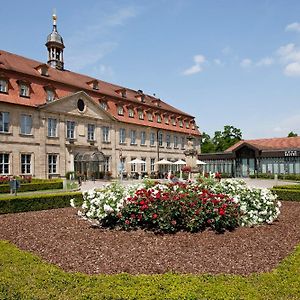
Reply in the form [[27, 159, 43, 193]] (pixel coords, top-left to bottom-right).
[[45, 11, 65, 70]]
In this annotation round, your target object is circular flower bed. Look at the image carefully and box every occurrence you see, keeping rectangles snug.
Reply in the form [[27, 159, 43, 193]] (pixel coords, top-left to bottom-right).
[[71, 178, 281, 233]]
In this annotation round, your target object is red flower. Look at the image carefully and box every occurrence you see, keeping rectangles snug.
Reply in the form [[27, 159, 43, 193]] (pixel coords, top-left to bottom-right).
[[152, 213, 158, 219], [137, 214, 143, 220], [130, 213, 136, 219], [171, 220, 177, 226], [125, 220, 130, 225], [219, 208, 225, 216]]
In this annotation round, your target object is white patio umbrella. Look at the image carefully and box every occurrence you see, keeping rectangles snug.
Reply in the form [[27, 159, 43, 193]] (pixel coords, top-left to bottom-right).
[[127, 158, 146, 164], [173, 159, 186, 180], [154, 159, 173, 165], [196, 159, 206, 165]]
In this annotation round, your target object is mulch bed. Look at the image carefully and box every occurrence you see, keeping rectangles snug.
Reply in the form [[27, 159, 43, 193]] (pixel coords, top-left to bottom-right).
[[0, 201, 300, 276]]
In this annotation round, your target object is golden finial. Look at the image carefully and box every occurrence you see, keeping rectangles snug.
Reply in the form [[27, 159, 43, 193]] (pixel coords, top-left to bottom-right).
[[52, 9, 57, 25]]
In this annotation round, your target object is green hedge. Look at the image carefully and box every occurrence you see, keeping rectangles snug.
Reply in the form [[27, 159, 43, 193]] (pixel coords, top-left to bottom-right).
[[0, 192, 83, 214], [0, 180, 63, 194], [0, 241, 300, 299], [271, 188, 300, 201], [273, 184, 300, 190], [250, 173, 300, 181]]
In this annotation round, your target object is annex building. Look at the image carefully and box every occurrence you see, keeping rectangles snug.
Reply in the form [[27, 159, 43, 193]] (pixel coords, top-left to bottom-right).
[[0, 15, 201, 179], [199, 136, 300, 177]]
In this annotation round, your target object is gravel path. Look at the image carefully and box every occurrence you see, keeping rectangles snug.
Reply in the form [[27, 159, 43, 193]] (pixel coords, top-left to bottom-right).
[[1, 201, 300, 275]]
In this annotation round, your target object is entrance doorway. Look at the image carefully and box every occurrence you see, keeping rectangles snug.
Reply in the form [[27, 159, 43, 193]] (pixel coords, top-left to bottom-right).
[[74, 151, 105, 180]]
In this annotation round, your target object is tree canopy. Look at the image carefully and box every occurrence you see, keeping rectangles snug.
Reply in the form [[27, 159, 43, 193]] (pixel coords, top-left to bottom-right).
[[201, 125, 242, 153], [288, 131, 298, 137]]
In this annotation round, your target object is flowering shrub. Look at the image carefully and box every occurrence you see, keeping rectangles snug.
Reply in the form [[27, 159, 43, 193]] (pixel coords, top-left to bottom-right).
[[0, 176, 10, 185], [119, 183, 239, 233], [211, 179, 281, 226], [181, 166, 191, 173], [72, 178, 281, 233], [71, 182, 143, 226]]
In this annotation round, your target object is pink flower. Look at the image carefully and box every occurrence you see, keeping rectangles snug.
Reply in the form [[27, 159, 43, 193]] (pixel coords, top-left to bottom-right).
[[152, 213, 158, 219]]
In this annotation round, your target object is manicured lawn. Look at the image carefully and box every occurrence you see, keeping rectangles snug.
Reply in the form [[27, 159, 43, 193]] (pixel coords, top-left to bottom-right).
[[0, 240, 299, 299]]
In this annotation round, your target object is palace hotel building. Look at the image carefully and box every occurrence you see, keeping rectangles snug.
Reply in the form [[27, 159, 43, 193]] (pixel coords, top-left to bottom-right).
[[0, 15, 201, 179]]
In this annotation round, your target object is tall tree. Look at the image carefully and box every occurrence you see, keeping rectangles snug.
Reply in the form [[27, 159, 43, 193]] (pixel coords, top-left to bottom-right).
[[201, 125, 242, 153], [288, 131, 298, 137], [200, 132, 215, 153]]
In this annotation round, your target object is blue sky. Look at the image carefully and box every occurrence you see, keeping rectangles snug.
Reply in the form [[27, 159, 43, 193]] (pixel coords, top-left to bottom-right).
[[1, 0, 300, 139]]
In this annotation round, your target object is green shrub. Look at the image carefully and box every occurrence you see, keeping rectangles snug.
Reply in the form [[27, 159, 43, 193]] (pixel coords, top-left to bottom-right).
[[250, 173, 300, 181], [273, 184, 300, 190], [0, 179, 63, 194], [271, 188, 300, 201], [0, 192, 83, 214]]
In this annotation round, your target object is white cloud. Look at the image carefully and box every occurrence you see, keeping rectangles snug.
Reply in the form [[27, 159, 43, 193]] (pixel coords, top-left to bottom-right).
[[284, 62, 300, 76], [240, 58, 252, 68], [256, 57, 274, 66], [277, 43, 300, 76], [66, 6, 138, 72], [183, 54, 206, 75], [285, 22, 300, 32]]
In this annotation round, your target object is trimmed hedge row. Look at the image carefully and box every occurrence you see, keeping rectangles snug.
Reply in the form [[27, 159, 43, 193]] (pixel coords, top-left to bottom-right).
[[0, 180, 63, 194], [273, 184, 300, 190], [0, 192, 83, 214], [271, 188, 300, 201], [250, 173, 300, 181]]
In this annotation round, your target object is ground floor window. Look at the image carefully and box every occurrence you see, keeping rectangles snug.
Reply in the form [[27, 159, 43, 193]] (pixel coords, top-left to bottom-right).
[[104, 156, 110, 172], [21, 154, 31, 174], [150, 158, 155, 172], [141, 157, 146, 172], [48, 154, 58, 174], [131, 157, 136, 173], [0, 153, 9, 174]]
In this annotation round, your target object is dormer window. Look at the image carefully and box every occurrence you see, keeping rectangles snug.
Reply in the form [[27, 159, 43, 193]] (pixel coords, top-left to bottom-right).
[[0, 79, 8, 93], [35, 64, 49, 77], [147, 112, 153, 121], [171, 117, 176, 126], [87, 80, 99, 90], [164, 116, 169, 124], [44, 87, 55, 102], [138, 110, 144, 120], [157, 114, 162, 123], [118, 105, 124, 116], [115, 88, 127, 98], [128, 108, 134, 118], [100, 101, 108, 111], [191, 122, 195, 130], [18, 82, 30, 98], [136, 90, 145, 102], [179, 119, 183, 127], [186, 121, 190, 129]]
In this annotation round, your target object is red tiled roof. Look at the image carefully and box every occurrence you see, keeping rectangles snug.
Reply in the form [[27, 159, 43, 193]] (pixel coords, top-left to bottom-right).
[[0, 50, 200, 136], [225, 136, 300, 152]]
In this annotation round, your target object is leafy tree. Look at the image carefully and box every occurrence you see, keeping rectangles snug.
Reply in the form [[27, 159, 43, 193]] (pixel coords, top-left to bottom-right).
[[288, 131, 298, 137], [201, 125, 242, 153], [200, 132, 215, 153]]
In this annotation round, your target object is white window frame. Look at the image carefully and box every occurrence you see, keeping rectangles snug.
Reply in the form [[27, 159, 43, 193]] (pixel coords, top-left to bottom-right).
[[166, 134, 171, 148], [0, 153, 9, 174], [20, 114, 32, 135], [157, 114, 162, 123], [0, 112, 9, 133], [48, 154, 58, 174], [158, 132, 163, 146], [130, 130, 136, 145], [104, 156, 110, 172], [174, 135, 178, 148], [102, 126, 110, 143], [138, 110, 144, 120], [128, 108, 134, 118], [148, 112, 153, 121], [100, 102, 108, 111], [0, 79, 8, 93], [118, 106, 124, 115], [46, 89, 55, 102], [141, 157, 146, 172], [181, 136, 185, 149], [150, 132, 155, 146], [119, 128, 126, 144], [141, 131, 146, 145], [87, 124, 95, 141], [48, 118, 57, 137], [19, 83, 30, 97], [21, 153, 32, 174], [150, 158, 155, 172], [66, 121, 76, 140]]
